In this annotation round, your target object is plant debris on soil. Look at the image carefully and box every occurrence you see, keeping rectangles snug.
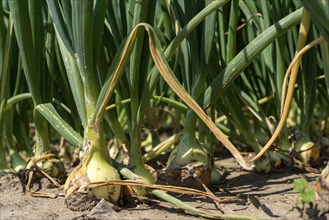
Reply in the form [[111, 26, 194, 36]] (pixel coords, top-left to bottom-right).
[[1, 157, 328, 220]]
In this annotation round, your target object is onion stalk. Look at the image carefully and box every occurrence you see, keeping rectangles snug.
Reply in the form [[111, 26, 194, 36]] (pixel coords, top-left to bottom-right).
[[0, 145, 7, 170], [9, 149, 26, 172], [127, 128, 155, 196], [0, 101, 9, 171]]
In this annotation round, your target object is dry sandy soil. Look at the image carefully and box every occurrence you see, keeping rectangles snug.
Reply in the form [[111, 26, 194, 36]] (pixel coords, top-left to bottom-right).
[[1, 157, 328, 220]]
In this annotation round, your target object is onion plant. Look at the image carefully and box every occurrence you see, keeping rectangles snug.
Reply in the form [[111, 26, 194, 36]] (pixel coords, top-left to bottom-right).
[[165, 0, 220, 185], [1, 0, 329, 218], [210, 1, 304, 172], [0, 4, 10, 170], [7, 0, 66, 177], [1, 26, 30, 171], [295, 0, 329, 164], [43, 0, 122, 202], [0, 16, 29, 171], [117, 0, 157, 195], [250, 9, 327, 165]]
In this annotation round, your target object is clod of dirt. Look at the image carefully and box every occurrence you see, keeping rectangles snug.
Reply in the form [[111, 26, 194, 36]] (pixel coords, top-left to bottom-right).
[[65, 191, 101, 211], [164, 162, 211, 189]]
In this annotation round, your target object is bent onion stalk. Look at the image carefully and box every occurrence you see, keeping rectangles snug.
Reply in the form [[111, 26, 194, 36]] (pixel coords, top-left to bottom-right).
[[249, 10, 323, 163]]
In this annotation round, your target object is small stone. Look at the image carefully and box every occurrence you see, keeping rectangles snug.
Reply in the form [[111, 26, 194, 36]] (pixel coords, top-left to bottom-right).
[[88, 199, 119, 219]]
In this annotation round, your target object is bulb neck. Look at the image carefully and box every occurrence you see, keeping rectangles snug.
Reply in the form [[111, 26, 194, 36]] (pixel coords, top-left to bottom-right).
[[83, 121, 110, 161]]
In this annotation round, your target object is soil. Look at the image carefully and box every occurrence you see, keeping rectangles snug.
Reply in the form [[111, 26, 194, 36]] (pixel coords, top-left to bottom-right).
[[1, 157, 328, 220]]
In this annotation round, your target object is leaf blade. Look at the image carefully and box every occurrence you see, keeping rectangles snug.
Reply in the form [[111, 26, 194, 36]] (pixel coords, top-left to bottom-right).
[[202, 7, 303, 108], [35, 103, 83, 149]]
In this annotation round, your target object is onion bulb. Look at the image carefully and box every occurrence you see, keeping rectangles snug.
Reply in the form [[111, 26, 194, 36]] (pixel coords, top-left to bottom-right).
[[295, 136, 319, 166], [166, 134, 211, 186], [64, 151, 121, 204], [40, 158, 66, 179], [64, 125, 121, 204], [255, 151, 282, 173], [86, 152, 121, 202]]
